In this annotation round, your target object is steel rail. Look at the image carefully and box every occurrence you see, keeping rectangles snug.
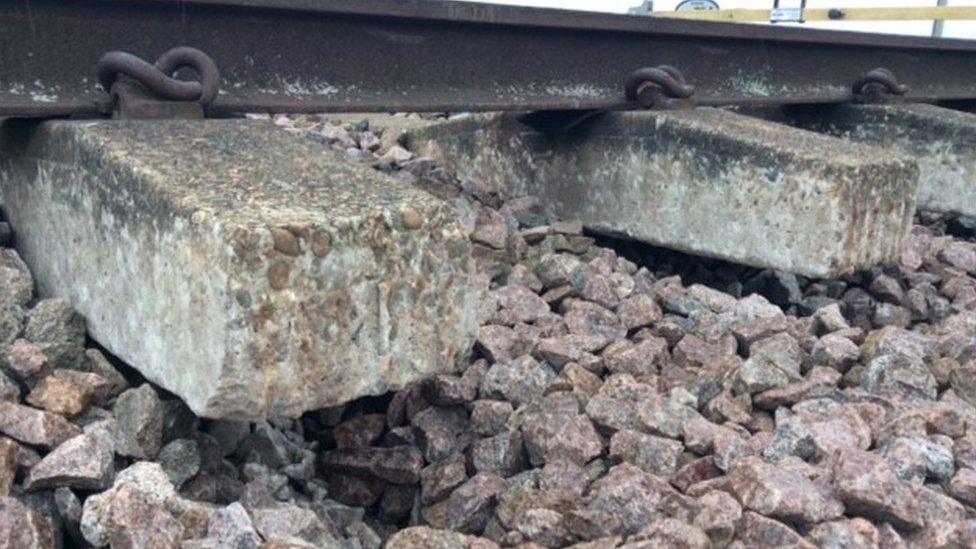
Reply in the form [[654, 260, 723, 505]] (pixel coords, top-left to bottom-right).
[[3, 0, 976, 117]]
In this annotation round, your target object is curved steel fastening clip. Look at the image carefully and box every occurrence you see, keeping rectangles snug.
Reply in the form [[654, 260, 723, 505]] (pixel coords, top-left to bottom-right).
[[852, 67, 908, 103], [96, 46, 220, 108], [625, 65, 695, 109]]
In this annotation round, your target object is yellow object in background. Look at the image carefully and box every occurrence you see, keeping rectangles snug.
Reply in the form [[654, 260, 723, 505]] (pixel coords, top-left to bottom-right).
[[655, 6, 976, 22]]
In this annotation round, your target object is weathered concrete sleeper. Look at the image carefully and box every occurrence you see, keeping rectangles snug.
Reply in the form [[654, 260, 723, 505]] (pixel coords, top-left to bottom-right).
[[405, 109, 919, 278], [0, 119, 477, 420]]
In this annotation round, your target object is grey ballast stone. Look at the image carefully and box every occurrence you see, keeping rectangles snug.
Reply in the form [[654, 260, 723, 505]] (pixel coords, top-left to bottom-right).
[[406, 109, 919, 278], [0, 119, 477, 420]]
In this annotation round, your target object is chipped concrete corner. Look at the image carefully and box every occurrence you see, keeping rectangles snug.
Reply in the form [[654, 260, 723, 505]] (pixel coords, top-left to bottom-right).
[[0, 119, 478, 420], [405, 109, 919, 279]]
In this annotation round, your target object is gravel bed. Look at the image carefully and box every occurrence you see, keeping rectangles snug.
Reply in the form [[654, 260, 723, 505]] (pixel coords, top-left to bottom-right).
[[0, 112, 975, 548]]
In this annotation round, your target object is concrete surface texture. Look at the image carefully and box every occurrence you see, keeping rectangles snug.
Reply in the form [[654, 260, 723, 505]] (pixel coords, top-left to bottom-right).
[[764, 103, 976, 218], [406, 109, 920, 279], [0, 119, 477, 420]]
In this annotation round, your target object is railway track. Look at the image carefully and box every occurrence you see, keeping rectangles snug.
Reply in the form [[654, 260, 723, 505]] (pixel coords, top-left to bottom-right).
[[1, 2, 976, 547], [2, 0, 976, 117]]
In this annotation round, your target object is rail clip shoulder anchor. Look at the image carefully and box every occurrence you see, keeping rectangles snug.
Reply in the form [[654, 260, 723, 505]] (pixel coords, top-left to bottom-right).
[[94, 47, 220, 119], [625, 65, 696, 110]]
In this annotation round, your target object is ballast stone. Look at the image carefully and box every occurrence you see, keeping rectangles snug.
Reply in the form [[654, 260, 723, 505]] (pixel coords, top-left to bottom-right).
[[406, 109, 919, 278], [0, 119, 477, 420], [757, 103, 976, 217]]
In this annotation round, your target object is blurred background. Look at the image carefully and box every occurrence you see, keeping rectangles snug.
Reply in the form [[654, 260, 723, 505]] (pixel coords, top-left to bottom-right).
[[454, 0, 976, 39]]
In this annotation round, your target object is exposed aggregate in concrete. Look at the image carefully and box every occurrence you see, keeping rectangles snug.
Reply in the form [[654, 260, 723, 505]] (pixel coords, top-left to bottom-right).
[[0, 111, 974, 548]]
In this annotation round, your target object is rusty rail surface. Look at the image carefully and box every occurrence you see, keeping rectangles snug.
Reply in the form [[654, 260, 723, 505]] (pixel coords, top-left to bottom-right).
[[3, 0, 976, 117]]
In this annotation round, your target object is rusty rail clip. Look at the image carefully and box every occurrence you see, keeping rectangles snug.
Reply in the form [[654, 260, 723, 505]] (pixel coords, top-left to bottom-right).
[[626, 65, 695, 110], [852, 67, 908, 104], [95, 47, 220, 119]]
